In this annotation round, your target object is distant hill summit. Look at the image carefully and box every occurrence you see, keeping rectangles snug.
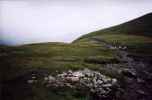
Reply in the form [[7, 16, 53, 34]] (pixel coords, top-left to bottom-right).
[[75, 13, 152, 42]]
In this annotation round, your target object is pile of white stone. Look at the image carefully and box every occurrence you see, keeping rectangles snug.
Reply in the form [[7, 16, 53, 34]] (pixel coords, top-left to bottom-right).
[[44, 69, 117, 96]]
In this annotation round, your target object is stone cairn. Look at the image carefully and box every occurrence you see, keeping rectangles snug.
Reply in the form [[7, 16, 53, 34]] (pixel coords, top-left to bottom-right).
[[43, 69, 118, 97]]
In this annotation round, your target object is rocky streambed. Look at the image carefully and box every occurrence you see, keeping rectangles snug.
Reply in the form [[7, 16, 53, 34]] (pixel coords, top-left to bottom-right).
[[90, 38, 152, 100]]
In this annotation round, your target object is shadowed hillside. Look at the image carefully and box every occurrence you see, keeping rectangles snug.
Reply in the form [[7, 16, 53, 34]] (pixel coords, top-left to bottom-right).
[[75, 13, 152, 42]]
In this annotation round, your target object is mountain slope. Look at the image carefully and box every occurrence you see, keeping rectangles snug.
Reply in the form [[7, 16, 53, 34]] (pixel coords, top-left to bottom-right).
[[1, 13, 152, 100], [75, 13, 152, 42], [74, 13, 152, 55], [72, 13, 152, 100]]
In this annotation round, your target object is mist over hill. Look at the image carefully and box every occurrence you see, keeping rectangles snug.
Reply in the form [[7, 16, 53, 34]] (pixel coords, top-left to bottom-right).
[[0, 0, 152, 45]]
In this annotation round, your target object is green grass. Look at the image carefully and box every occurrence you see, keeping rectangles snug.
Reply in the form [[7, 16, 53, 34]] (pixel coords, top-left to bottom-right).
[[74, 13, 152, 42], [1, 42, 116, 100], [76, 34, 152, 55], [28, 84, 90, 100], [1, 42, 116, 80], [74, 13, 152, 55], [1, 13, 152, 100]]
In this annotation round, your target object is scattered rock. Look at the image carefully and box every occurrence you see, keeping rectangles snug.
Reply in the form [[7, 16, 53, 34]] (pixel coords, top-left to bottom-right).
[[102, 83, 112, 87], [27, 80, 37, 84], [136, 90, 147, 95], [32, 76, 36, 79], [121, 69, 137, 78], [73, 71, 84, 77], [44, 77, 49, 81], [112, 78, 117, 84], [48, 75, 55, 81], [137, 78, 145, 83]]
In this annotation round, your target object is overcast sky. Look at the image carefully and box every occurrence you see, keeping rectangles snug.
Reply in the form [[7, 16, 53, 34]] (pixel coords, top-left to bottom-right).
[[0, 0, 152, 45]]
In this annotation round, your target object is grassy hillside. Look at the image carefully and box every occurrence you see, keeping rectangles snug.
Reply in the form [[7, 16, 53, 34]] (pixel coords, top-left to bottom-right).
[[74, 13, 152, 55], [1, 42, 118, 80], [2, 13, 152, 80], [1, 42, 118, 100], [75, 13, 152, 41], [1, 13, 152, 100]]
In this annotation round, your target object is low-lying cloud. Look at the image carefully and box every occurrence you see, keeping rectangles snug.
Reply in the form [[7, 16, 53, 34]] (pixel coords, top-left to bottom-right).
[[0, 0, 152, 45]]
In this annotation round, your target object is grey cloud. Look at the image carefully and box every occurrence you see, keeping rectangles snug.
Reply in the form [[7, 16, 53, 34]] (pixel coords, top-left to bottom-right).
[[0, 0, 152, 45]]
